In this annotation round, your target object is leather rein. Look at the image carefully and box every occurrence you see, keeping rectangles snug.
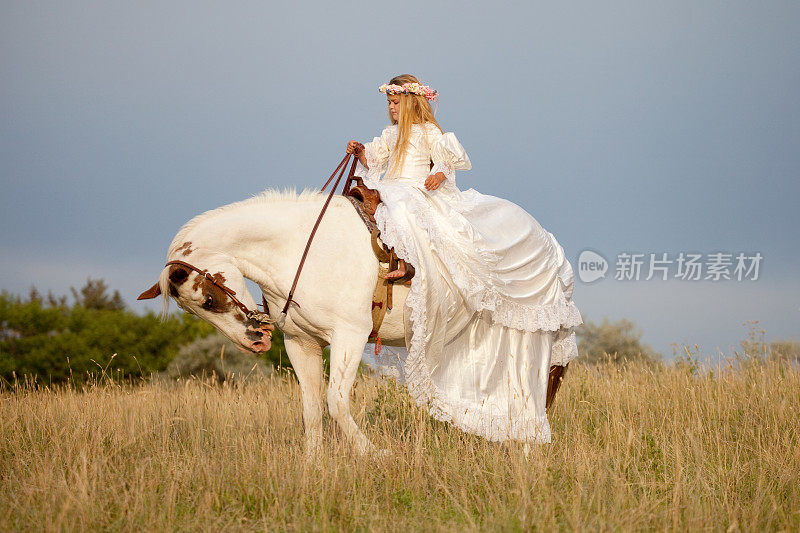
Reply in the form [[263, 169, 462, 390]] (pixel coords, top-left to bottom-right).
[[164, 259, 273, 325], [164, 148, 363, 328]]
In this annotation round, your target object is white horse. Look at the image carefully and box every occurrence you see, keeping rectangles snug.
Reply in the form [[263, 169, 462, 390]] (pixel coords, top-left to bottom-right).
[[139, 189, 408, 454], [139, 189, 567, 455]]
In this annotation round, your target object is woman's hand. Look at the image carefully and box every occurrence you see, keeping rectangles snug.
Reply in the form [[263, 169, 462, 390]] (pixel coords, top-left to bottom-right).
[[346, 140, 368, 168], [425, 172, 447, 191], [346, 140, 363, 155]]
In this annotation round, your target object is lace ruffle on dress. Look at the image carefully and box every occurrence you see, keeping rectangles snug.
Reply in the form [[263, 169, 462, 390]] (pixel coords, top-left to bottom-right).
[[356, 122, 582, 443]]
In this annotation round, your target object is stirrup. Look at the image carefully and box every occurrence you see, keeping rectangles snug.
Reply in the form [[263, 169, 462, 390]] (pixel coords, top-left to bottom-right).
[[386, 248, 415, 285], [385, 263, 414, 284], [393, 263, 415, 284]]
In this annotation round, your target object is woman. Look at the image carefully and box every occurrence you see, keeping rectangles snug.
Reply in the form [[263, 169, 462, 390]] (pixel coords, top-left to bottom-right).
[[345, 74, 582, 443]]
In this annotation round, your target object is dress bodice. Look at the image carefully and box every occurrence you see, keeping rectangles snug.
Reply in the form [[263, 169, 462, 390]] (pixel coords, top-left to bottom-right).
[[358, 122, 472, 188], [384, 124, 440, 180]]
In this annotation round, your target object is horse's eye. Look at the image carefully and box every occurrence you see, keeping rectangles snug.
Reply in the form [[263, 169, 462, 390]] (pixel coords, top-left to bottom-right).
[[201, 295, 214, 310]]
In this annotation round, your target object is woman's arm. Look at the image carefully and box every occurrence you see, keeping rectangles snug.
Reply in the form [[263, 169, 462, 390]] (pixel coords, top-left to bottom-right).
[[428, 130, 471, 190]]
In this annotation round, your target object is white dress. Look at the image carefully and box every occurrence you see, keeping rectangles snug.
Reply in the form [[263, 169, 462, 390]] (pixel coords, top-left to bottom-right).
[[356, 122, 582, 443]]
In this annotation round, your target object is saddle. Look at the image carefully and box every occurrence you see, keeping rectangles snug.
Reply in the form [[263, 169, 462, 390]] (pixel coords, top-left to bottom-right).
[[344, 176, 415, 347], [345, 177, 415, 284], [345, 176, 382, 221]]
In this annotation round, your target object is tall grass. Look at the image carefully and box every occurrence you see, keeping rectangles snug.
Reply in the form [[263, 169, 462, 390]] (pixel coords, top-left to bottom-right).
[[1, 356, 798, 531]]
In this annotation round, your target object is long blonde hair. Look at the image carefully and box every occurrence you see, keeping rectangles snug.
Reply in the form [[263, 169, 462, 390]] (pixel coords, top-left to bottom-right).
[[386, 74, 443, 175]]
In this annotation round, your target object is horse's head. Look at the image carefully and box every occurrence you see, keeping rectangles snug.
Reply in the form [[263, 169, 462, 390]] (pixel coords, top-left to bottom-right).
[[138, 251, 273, 354]]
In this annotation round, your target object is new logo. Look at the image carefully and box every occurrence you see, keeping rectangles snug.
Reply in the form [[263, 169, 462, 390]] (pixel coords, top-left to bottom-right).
[[578, 250, 608, 283]]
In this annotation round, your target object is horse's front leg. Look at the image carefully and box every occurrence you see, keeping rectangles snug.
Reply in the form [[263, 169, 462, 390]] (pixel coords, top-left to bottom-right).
[[283, 334, 325, 457], [327, 328, 376, 455]]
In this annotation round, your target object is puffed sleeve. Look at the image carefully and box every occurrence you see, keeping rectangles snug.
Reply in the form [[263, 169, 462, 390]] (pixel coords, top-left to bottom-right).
[[429, 128, 472, 187], [355, 126, 392, 187]]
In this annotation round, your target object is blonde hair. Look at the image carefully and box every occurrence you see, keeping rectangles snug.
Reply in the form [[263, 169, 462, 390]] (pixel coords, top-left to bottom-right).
[[386, 74, 443, 175]]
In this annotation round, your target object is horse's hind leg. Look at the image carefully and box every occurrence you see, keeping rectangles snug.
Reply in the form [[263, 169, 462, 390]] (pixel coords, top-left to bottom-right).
[[327, 329, 375, 455], [284, 334, 325, 456]]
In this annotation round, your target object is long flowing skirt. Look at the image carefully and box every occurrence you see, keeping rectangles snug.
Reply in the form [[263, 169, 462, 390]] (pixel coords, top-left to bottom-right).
[[369, 178, 583, 443]]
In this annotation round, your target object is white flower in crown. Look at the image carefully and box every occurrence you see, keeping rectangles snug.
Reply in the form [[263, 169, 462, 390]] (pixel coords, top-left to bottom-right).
[[379, 82, 438, 102]]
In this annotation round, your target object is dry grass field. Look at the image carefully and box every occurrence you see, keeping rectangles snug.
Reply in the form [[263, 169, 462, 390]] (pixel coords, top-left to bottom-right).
[[1, 355, 799, 531]]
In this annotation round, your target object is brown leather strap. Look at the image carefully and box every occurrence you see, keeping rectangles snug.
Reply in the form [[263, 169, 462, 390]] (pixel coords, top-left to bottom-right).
[[321, 154, 350, 193], [341, 143, 363, 196], [278, 154, 360, 324], [369, 262, 391, 339]]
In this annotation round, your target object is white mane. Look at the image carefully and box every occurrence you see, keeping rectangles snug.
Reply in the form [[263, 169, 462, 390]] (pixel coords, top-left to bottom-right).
[[167, 187, 325, 257]]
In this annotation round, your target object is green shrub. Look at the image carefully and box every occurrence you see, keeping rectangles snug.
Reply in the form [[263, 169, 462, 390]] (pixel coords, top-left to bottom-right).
[[0, 278, 295, 385], [0, 290, 214, 384], [157, 333, 273, 383], [576, 317, 661, 365], [769, 340, 800, 362], [737, 320, 800, 365]]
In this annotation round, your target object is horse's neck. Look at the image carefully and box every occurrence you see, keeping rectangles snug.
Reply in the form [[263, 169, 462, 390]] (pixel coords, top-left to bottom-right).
[[184, 198, 339, 292]]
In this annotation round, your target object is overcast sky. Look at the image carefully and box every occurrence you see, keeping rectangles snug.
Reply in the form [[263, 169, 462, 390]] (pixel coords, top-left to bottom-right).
[[1, 1, 798, 359]]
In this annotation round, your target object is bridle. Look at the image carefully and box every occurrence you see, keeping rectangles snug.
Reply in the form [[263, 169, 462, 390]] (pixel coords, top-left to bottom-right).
[[164, 259, 274, 326]]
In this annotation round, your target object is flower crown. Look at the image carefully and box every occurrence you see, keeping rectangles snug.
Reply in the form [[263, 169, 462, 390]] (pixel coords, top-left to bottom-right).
[[379, 82, 438, 102]]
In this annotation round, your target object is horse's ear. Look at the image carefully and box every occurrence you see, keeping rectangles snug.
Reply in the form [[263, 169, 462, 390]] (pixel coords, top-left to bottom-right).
[[137, 282, 162, 300]]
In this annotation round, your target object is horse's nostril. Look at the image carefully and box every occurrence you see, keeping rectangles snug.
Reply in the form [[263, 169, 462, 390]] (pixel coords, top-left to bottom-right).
[[251, 340, 270, 353], [244, 328, 263, 341]]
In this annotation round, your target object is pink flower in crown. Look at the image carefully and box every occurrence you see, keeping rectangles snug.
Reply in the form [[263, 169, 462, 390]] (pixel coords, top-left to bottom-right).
[[378, 81, 438, 101]]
